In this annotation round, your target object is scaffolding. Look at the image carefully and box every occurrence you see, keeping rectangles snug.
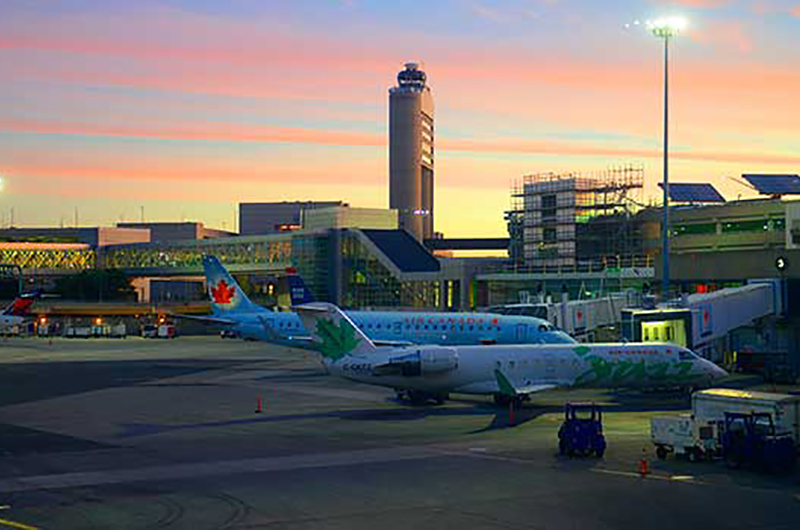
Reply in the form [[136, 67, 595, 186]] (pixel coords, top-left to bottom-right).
[[508, 165, 644, 269]]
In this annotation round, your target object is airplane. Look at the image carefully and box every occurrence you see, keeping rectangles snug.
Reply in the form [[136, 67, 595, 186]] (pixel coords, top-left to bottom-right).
[[294, 302, 729, 406], [199, 255, 576, 347], [0, 292, 39, 334]]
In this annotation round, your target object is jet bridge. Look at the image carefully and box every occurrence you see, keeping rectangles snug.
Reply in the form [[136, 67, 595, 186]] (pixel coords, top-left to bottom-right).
[[622, 280, 782, 360]]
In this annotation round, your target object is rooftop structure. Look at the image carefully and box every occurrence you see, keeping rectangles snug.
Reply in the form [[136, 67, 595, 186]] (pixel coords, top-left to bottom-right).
[[0, 226, 149, 247], [239, 201, 345, 236], [117, 222, 234, 242], [301, 206, 398, 232]]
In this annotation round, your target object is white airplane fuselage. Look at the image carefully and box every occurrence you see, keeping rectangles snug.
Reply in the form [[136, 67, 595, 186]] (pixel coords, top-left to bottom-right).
[[325, 342, 727, 395]]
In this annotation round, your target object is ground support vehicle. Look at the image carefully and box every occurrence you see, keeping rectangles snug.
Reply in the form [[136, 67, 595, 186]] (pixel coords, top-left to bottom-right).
[[651, 415, 720, 462], [693, 389, 800, 445], [558, 403, 606, 458], [721, 412, 797, 474]]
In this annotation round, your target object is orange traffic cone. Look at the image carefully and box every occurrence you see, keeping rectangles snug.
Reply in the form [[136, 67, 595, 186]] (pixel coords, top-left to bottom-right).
[[255, 393, 263, 414], [639, 448, 649, 477]]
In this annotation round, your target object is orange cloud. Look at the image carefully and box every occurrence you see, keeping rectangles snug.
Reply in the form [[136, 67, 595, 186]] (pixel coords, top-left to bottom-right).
[[4, 118, 798, 168], [791, 6, 800, 17], [688, 21, 753, 53]]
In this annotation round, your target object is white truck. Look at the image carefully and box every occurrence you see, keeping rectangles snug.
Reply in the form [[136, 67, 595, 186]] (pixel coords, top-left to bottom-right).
[[692, 389, 800, 443], [651, 388, 800, 461]]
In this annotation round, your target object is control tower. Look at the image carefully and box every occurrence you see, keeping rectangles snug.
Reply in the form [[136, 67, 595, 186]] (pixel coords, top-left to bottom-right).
[[389, 62, 434, 241]]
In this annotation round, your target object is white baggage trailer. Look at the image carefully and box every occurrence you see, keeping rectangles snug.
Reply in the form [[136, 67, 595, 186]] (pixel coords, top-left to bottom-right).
[[651, 415, 720, 461]]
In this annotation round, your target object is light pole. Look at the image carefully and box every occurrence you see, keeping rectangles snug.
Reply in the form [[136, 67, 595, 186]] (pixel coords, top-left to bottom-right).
[[646, 16, 687, 301]]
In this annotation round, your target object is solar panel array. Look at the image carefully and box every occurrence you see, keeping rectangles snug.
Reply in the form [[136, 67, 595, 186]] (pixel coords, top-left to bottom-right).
[[658, 183, 726, 203], [743, 174, 800, 196]]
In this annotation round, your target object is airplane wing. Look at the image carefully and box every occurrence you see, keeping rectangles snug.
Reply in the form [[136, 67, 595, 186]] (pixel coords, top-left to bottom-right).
[[169, 313, 236, 326], [494, 369, 558, 396], [373, 340, 414, 348]]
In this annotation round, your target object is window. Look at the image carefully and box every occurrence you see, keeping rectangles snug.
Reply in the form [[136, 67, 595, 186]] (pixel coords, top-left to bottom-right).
[[673, 223, 716, 236], [722, 219, 769, 233], [542, 194, 557, 221], [543, 227, 557, 243]]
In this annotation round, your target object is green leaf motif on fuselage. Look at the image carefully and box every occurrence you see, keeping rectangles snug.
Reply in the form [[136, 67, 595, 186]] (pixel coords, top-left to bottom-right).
[[611, 359, 646, 383], [573, 353, 697, 387], [573, 345, 591, 357], [647, 362, 670, 381], [574, 356, 614, 386], [315, 318, 361, 360]]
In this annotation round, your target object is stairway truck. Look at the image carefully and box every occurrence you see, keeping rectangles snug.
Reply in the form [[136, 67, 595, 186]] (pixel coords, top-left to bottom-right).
[[692, 389, 800, 446], [651, 415, 721, 461]]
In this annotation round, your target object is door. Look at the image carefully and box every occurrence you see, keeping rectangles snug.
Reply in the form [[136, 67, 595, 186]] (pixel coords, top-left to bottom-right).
[[516, 324, 527, 342]]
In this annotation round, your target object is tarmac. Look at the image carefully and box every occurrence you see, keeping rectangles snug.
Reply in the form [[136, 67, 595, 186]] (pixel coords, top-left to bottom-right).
[[0, 336, 799, 529]]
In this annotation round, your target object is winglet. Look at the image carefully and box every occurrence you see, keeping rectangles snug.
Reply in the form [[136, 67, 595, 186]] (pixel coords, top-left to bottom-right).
[[494, 369, 517, 397], [294, 302, 377, 359]]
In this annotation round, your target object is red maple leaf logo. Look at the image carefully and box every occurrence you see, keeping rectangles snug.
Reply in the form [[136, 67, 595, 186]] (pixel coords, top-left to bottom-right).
[[211, 279, 236, 304]]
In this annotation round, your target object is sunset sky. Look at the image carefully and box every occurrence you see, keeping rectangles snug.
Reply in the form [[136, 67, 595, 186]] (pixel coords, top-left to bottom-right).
[[1, 0, 799, 236]]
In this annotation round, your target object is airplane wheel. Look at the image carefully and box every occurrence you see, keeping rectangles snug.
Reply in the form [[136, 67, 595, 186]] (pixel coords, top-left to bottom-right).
[[407, 391, 429, 406], [493, 394, 510, 407]]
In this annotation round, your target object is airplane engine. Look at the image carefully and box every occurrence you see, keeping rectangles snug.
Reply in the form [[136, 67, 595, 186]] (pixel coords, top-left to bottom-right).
[[419, 348, 459, 373], [380, 348, 459, 376]]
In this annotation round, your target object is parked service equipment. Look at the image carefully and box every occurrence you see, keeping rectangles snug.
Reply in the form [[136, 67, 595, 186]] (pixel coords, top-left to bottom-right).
[[157, 324, 176, 339], [693, 389, 800, 444], [651, 415, 720, 461], [558, 403, 606, 458], [721, 412, 797, 474]]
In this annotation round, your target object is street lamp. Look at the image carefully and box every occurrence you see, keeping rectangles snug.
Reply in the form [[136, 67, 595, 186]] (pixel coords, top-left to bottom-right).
[[646, 16, 687, 301]]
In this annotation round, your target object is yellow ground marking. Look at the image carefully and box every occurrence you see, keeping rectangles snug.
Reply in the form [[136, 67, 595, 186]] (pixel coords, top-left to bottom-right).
[[0, 517, 39, 530]]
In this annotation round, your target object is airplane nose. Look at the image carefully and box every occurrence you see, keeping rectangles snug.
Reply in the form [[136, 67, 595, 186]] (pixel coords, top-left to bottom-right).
[[709, 361, 728, 380]]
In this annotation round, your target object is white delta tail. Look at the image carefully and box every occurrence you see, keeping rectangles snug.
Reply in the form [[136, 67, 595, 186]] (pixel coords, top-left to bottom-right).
[[293, 302, 377, 360]]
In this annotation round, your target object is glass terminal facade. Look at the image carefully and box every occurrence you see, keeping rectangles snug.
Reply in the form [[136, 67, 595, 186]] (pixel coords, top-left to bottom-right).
[[340, 232, 440, 309]]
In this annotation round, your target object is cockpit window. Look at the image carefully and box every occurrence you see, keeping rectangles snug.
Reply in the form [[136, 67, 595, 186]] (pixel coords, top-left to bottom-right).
[[678, 350, 695, 361]]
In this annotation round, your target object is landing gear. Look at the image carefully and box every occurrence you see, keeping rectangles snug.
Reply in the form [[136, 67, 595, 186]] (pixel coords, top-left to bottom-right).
[[396, 390, 448, 406], [493, 394, 525, 408]]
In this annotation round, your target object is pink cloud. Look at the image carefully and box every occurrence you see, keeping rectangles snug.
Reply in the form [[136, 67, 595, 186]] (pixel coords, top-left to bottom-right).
[[673, 0, 732, 7], [791, 6, 800, 17], [0, 118, 384, 148], [688, 21, 753, 53]]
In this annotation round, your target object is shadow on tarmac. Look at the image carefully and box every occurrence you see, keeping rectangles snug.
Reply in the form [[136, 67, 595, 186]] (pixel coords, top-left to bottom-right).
[[0, 359, 246, 407]]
